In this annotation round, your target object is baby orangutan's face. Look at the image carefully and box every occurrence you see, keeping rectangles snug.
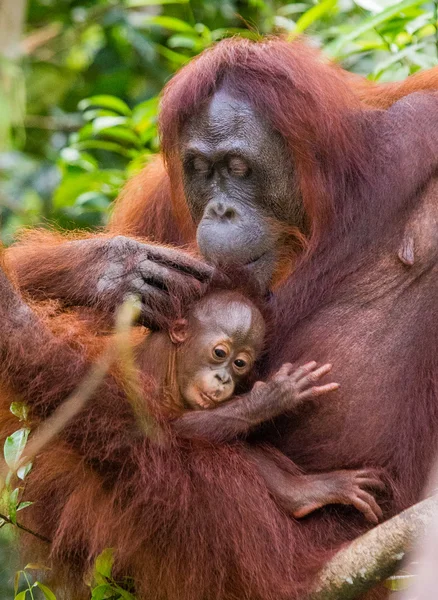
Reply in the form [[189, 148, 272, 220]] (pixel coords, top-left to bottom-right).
[[170, 292, 265, 410]]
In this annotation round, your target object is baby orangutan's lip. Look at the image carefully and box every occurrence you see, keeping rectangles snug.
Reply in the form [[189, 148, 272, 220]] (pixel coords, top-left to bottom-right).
[[198, 391, 217, 409]]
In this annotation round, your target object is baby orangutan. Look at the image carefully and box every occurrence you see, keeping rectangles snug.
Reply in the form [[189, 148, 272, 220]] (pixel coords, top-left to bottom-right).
[[146, 289, 385, 524], [0, 256, 384, 533], [168, 290, 337, 411]]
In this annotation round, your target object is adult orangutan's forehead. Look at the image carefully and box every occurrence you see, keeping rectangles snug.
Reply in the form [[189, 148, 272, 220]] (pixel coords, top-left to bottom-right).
[[181, 89, 274, 151]]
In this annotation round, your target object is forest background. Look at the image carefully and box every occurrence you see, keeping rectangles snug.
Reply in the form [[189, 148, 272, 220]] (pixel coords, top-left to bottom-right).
[[1, 0, 438, 597]]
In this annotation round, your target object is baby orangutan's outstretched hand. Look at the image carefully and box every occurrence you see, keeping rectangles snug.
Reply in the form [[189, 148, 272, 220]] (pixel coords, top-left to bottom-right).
[[252, 361, 339, 413], [173, 362, 339, 444]]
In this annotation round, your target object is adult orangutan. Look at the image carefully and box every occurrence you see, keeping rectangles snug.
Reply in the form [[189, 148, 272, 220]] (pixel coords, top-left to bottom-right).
[[5, 38, 438, 599]]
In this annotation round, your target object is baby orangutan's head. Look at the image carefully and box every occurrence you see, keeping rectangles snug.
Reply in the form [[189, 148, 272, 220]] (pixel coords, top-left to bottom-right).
[[169, 290, 266, 410]]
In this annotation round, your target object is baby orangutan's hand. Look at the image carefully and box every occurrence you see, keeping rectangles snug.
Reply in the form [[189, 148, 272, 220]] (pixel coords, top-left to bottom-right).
[[253, 361, 339, 413], [265, 466, 385, 525]]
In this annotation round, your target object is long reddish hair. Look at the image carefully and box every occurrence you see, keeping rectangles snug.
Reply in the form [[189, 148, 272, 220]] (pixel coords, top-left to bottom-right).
[[159, 37, 368, 246]]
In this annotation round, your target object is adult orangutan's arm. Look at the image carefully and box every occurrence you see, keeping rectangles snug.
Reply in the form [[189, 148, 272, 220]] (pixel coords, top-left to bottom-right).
[[6, 232, 212, 329]]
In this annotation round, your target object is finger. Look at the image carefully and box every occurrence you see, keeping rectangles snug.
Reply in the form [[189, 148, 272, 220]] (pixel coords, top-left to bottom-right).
[[356, 477, 386, 492], [357, 490, 384, 522], [298, 382, 339, 400], [354, 469, 386, 490], [135, 288, 174, 328], [355, 469, 385, 482], [145, 245, 213, 281], [289, 362, 318, 382], [135, 261, 204, 301], [274, 363, 296, 378], [350, 496, 380, 525], [297, 363, 333, 389]]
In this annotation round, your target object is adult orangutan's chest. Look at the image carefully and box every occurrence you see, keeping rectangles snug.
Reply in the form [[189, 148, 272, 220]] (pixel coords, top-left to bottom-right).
[[268, 179, 438, 471]]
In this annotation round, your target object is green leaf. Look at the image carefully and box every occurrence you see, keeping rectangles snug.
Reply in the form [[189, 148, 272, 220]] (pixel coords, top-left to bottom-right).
[[137, 16, 194, 32], [373, 41, 427, 76], [35, 582, 57, 600], [94, 548, 114, 579], [91, 117, 129, 135], [294, 0, 337, 34], [95, 126, 141, 148], [14, 591, 27, 600], [90, 584, 114, 600], [127, 0, 189, 5], [83, 109, 123, 122], [167, 34, 203, 51], [153, 43, 191, 65], [59, 148, 98, 172], [131, 97, 159, 134], [17, 462, 32, 481], [277, 3, 309, 17], [53, 171, 125, 209], [10, 403, 29, 422], [4, 428, 30, 470], [14, 570, 21, 594], [17, 500, 33, 511], [75, 192, 111, 210], [78, 96, 131, 117], [72, 141, 139, 159], [9, 487, 20, 524], [327, 0, 427, 56]]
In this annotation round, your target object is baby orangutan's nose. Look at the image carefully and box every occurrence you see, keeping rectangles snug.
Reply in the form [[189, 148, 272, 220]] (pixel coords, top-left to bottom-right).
[[214, 371, 232, 386]]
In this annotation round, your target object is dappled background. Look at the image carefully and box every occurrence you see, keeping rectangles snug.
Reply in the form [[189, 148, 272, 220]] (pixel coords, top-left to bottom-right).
[[1, 0, 438, 597], [1, 0, 438, 243]]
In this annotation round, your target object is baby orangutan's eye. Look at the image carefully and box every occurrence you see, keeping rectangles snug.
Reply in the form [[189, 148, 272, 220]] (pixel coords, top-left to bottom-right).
[[233, 353, 252, 373], [213, 345, 228, 360]]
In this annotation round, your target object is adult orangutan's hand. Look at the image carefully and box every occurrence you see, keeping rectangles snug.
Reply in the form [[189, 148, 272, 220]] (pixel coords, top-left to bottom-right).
[[94, 236, 213, 327]]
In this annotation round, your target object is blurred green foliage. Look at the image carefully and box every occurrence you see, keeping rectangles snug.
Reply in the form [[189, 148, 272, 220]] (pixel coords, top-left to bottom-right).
[[0, 1, 435, 596], [1, 0, 438, 242]]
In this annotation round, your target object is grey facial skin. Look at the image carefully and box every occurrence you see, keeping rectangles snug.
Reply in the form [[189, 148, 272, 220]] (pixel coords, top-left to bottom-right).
[[180, 89, 301, 290]]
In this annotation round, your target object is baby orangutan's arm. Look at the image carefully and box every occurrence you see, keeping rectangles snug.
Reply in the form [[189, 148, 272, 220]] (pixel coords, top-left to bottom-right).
[[173, 362, 338, 444], [173, 361, 384, 523]]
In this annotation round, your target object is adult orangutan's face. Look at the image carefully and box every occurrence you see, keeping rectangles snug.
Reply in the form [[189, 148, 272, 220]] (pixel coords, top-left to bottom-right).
[[180, 90, 302, 289]]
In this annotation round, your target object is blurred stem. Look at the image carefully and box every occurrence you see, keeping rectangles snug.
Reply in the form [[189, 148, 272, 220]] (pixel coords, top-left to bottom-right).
[[22, 569, 35, 600], [186, 1, 197, 27], [0, 0, 26, 59], [434, 0, 438, 60], [0, 513, 50, 544], [24, 115, 81, 131]]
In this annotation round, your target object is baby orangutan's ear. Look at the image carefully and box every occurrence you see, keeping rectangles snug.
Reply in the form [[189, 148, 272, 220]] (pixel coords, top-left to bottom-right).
[[169, 319, 189, 344]]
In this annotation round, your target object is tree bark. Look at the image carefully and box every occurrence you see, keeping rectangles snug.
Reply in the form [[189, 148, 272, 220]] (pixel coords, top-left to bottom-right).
[[307, 495, 438, 600]]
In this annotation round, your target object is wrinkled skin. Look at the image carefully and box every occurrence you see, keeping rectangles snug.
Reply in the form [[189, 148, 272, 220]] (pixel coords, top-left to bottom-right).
[[171, 291, 266, 409], [180, 90, 302, 288], [6, 92, 301, 323], [97, 91, 298, 310], [111, 90, 296, 307]]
